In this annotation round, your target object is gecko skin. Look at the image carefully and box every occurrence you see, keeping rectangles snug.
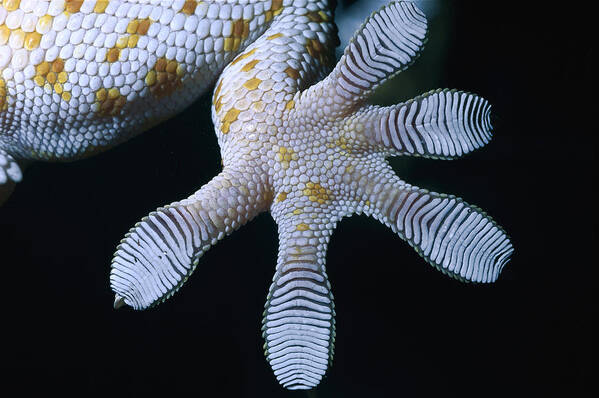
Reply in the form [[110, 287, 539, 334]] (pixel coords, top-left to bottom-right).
[[1, 0, 513, 390], [0, 0, 292, 201]]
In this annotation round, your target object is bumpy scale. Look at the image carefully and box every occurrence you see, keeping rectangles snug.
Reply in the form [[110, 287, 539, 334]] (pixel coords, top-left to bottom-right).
[[109, 1, 513, 390], [0, 0, 290, 203]]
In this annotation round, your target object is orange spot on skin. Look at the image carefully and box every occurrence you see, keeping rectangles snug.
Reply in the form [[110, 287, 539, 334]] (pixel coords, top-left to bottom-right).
[[223, 108, 240, 123], [155, 57, 167, 72], [296, 223, 310, 231], [106, 47, 120, 62], [241, 59, 260, 72], [271, 0, 283, 12], [46, 72, 57, 84], [233, 19, 244, 37], [0, 77, 7, 111], [221, 121, 231, 134], [284, 67, 299, 80], [182, 0, 198, 15], [243, 77, 262, 90], [137, 19, 152, 35], [24, 32, 42, 50], [231, 48, 257, 65], [65, 0, 84, 14], [267, 33, 283, 40], [94, 0, 110, 13], [147, 57, 185, 98], [0, 25, 10, 45], [2, 0, 21, 12], [127, 34, 139, 48], [96, 87, 126, 116], [36, 61, 50, 76], [224, 37, 234, 52], [276, 192, 288, 202], [51, 58, 64, 73]]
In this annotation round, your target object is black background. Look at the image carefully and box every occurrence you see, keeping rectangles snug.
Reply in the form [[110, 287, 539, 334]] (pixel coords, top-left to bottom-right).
[[0, 1, 594, 397]]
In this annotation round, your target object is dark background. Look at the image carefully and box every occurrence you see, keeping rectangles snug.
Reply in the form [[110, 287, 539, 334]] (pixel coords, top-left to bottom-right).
[[0, 1, 594, 397]]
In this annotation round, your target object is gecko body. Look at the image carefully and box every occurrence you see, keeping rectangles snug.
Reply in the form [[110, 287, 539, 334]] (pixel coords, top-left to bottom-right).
[[0, 0, 513, 390]]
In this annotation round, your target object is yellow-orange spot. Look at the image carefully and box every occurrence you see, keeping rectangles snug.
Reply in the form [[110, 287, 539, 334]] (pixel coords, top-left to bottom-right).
[[265, 11, 273, 22], [57, 71, 68, 84], [271, 0, 283, 13], [182, 0, 198, 15], [296, 223, 310, 232], [146, 57, 185, 98], [276, 192, 288, 202], [126, 19, 139, 34], [127, 34, 139, 48], [106, 47, 120, 62], [65, 0, 84, 13], [214, 97, 223, 113], [233, 37, 242, 51], [46, 72, 56, 84], [155, 57, 167, 72], [34, 75, 45, 86], [231, 48, 256, 65], [292, 209, 303, 215], [284, 67, 299, 80], [285, 100, 295, 111], [0, 25, 10, 46], [24, 32, 42, 50], [51, 58, 64, 73], [108, 88, 120, 100], [96, 88, 107, 101], [213, 79, 223, 99], [0, 77, 7, 111], [233, 19, 244, 37], [267, 33, 283, 40], [304, 38, 332, 66], [2, 0, 20, 12], [243, 77, 261, 90], [94, 0, 110, 13], [96, 87, 126, 116], [53, 83, 63, 94], [36, 61, 50, 76], [303, 182, 331, 203], [223, 37, 233, 52], [145, 70, 156, 86], [223, 108, 240, 123], [307, 11, 329, 22], [166, 60, 177, 74], [311, 39, 323, 53], [221, 122, 230, 134], [61, 91, 71, 101], [137, 19, 152, 35], [241, 59, 260, 72]]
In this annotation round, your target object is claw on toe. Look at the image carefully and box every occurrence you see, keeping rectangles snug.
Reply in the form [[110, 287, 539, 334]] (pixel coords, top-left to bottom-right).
[[113, 295, 126, 309]]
